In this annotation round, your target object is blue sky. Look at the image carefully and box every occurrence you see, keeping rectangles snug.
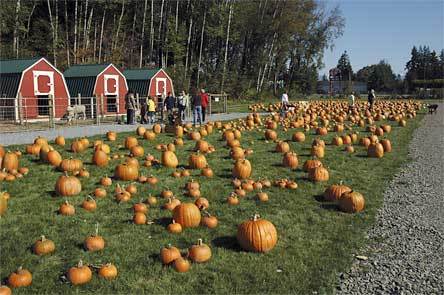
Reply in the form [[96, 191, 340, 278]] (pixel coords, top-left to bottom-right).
[[321, 0, 444, 77]]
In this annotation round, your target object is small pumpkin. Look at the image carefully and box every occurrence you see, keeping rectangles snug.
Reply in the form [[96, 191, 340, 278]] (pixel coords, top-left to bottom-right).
[[124, 136, 138, 149], [173, 257, 190, 273], [114, 163, 139, 181], [98, 263, 118, 280], [324, 183, 352, 201], [160, 244, 181, 264], [133, 212, 147, 225], [201, 212, 218, 228], [55, 173, 82, 196], [94, 187, 107, 198], [167, 220, 183, 234], [161, 151, 179, 168], [33, 235, 55, 256], [67, 260, 92, 285], [282, 152, 298, 169], [188, 152, 208, 169], [82, 196, 97, 212], [232, 159, 252, 179], [7, 267, 32, 288], [59, 200, 75, 215], [308, 166, 329, 182], [84, 223, 105, 251], [195, 197, 209, 210], [188, 239, 212, 263], [100, 176, 112, 186]]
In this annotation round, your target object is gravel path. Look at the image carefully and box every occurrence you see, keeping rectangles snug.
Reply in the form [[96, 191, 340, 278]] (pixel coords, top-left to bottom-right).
[[0, 112, 249, 146], [338, 105, 444, 295]]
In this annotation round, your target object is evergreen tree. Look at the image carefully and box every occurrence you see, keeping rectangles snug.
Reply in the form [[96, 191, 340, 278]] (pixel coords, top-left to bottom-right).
[[336, 50, 353, 81]]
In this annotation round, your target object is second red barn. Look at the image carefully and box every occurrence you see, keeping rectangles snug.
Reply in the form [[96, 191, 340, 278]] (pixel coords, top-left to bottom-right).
[[64, 63, 128, 116]]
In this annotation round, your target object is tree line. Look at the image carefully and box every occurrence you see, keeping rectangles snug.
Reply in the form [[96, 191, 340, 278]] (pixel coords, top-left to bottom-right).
[[333, 46, 444, 94], [0, 0, 344, 98]]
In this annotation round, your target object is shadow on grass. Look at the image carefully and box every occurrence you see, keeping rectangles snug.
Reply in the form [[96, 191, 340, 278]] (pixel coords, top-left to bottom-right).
[[320, 203, 339, 211], [313, 194, 325, 202], [154, 217, 172, 227], [212, 236, 243, 252]]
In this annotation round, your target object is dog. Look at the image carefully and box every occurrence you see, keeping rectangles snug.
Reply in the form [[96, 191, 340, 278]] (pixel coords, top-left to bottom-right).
[[66, 105, 86, 122], [428, 104, 438, 114]]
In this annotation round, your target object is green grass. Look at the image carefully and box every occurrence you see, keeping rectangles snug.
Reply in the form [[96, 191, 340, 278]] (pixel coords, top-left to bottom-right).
[[0, 110, 424, 294]]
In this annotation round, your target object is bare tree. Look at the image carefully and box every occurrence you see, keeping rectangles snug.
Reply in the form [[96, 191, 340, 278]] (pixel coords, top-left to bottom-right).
[[221, 2, 233, 93], [196, 9, 206, 88], [85, 8, 94, 59], [175, 0, 179, 33], [83, 0, 89, 52], [55, 0, 59, 65], [149, 0, 154, 61], [74, 0, 78, 63], [184, 18, 193, 84], [139, 0, 148, 67], [64, 0, 70, 66], [158, 0, 165, 65], [113, 0, 126, 50], [93, 20, 97, 62], [13, 0, 21, 58], [25, 1, 36, 41], [47, 0, 56, 65], [130, 7, 137, 67], [98, 9, 106, 63]]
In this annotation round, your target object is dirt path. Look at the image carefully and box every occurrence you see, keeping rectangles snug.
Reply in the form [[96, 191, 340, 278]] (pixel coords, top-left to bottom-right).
[[338, 104, 444, 294], [0, 112, 249, 146]]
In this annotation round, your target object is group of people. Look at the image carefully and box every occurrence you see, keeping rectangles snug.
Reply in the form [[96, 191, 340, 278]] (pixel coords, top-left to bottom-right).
[[124, 88, 209, 126], [348, 89, 376, 112]]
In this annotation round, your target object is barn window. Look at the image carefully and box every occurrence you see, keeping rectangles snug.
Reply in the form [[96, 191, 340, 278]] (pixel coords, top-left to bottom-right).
[[106, 95, 117, 113]]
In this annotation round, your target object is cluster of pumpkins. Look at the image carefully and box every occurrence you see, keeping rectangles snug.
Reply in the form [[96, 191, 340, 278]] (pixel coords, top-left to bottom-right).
[[0, 145, 30, 183]]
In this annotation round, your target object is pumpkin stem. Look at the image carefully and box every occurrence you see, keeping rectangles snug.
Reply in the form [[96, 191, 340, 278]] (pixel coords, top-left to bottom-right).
[[78, 260, 84, 267], [95, 222, 99, 236], [252, 214, 260, 221], [197, 239, 203, 246], [41, 235, 46, 241]]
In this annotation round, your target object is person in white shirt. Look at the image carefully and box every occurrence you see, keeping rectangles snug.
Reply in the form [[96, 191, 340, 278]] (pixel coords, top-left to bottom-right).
[[280, 91, 289, 118], [348, 92, 355, 113]]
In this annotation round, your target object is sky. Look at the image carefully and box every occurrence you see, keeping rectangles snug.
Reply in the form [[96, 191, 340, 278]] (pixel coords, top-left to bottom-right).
[[321, 0, 444, 77]]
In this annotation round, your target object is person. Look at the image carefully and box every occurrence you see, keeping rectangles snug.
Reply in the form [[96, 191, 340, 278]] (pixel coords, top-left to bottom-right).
[[368, 89, 376, 111], [280, 90, 289, 118], [192, 89, 202, 126], [165, 92, 176, 116], [125, 91, 137, 124], [348, 91, 355, 113], [157, 93, 165, 122], [177, 91, 188, 121], [147, 96, 156, 124], [200, 89, 209, 122], [140, 97, 148, 124]]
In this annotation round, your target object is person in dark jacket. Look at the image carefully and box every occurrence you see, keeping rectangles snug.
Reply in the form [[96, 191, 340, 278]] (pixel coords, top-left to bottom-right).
[[192, 90, 202, 126], [157, 94, 165, 122], [125, 91, 137, 125], [140, 97, 148, 124], [165, 92, 176, 115]]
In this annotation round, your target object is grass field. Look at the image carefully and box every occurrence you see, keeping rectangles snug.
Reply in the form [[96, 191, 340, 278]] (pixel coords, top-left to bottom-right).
[[0, 108, 424, 294]]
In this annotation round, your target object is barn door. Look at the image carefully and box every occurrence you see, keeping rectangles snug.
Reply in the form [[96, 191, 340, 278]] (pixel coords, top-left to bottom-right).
[[33, 71, 54, 117], [156, 78, 167, 96], [104, 75, 119, 113]]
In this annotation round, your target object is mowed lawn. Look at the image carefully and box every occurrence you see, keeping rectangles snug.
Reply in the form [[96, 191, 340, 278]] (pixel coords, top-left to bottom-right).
[[0, 108, 423, 294]]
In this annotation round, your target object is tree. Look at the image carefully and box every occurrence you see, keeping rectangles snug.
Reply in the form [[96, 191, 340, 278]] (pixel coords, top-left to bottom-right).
[[367, 60, 396, 92], [336, 51, 353, 81]]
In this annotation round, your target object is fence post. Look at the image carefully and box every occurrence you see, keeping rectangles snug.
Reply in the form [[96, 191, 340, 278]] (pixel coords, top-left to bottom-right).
[[90, 96, 94, 119], [209, 95, 212, 118], [77, 93, 81, 106], [17, 92, 23, 125], [100, 94, 104, 120], [48, 94, 55, 128], [94, 96, 100, 125], [224, 93, 228, 113]]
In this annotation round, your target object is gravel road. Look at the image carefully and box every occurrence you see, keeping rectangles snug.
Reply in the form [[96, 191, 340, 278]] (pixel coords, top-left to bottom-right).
[[0, 112, 249, 146], [338, 105, 444, 294]]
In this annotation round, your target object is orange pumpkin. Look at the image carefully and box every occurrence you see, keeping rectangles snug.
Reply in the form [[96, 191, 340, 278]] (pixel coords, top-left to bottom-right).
[[67, 260, 92, 285], [188, 239, 212, 263], [237, 214, 277, 252], [339, 191, 365, 213], [173, 203, 201, 228]]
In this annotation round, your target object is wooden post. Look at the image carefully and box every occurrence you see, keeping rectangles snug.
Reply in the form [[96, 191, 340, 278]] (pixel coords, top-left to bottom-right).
[[17, 92, 23, 125], [77, 93, 81, 105], [224, 93, 228, 113], [209, 94, 212, 117], [48, 94, 55, 128], [90, 96, 94, 118], [100, 94, 104, 119]]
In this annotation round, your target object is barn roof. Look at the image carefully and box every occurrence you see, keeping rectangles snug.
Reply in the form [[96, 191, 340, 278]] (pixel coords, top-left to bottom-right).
[[66, 77, 97, 97], [64, 64, 109, 78], [0, 58, 40, 74], [0, 58, 41, 97], [123, 68, 162, 97]]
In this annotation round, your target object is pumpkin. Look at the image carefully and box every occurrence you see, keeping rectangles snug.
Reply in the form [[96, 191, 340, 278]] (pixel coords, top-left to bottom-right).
[[131, 145, 145, 157], [133, 212, 147, 224], [98, 263, 118, 280], [345, 145, 355, 153], [201, 212, 218, 228], [153, 124, 162, 134], [114, 163, 139, 181], [59, 200, 75, 215], [308, 166, 329, 182], [100, 176, 112, 186], [84, 224, 105, 251], [181, 169, 191, 177], [310, 145, 325, 158], [187, 188, 201, 198], [125, 136, 138, 149], [0, 285, 11, 295], [201, 166, 214, 177], [34, 136, 48, 146], [195, 197, 209, 210], [39, 144, 52, 162], [25, 144, 41, 155], [167, 220, 183, 233], [54, 136, 65, 146], [163, 197, 181, 210], [67, 260, 92, 285], [55, 173, 82, 196], [173, 257, 190, 273], [115, 189, 131, 203], [1, 152, 19, 172], [161, 151, 179, 168], [188, 152, 207, 169], [189, 131, 201, 141], [160, 244, 181, 264], [174, 137, 184, 146], [47, 149, 62, 166], [82, 196, 97, 212], [303, 159, 323, 172], [324, 183, 352, 201], [173, 203, 201, 228], [339, 191, 365, 213], [332, 136, 343, 146], [0, 192, 8, 216], [0, 145, 4, 158], [146, 175, 158, 186], [161, 189, 174, 199], [143, 130, 156, 141], [59, 158, 83, 172], [232, 159, 252, 179], [380, 139, 392, 152], [227, 193, 240, 205], [106, 131, 117, 141], [368, 142, 384, 158], [237, 214, 277, 252], [133, 201, 148, 213], [292, 131, 305, 142], [33, 235, 55, 256], [257, 191, 269, 202], [175, 125, 184, 137], [360, 137, 371, 147], [275, 141, 290, 153], [71, 140, 85, 153], [195, 140, 210, 153], [7, 267, 32, 288], [189, 239, 212, 263], [146, 195, 157, 206], [93, 187, 107, 198], [230, 147, 245, 160], [264, 129, 277, 140]]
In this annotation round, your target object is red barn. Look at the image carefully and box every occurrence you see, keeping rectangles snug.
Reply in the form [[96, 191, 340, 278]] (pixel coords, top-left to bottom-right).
[[123, 68, 175, 99], [64, 63, 128, 116], [0, 57, 70, 121]]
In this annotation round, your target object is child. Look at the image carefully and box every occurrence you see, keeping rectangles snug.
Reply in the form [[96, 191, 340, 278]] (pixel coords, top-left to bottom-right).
[[147, 97, 156, 124]]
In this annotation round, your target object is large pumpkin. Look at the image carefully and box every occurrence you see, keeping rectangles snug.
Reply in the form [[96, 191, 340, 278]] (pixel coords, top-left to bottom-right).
[[308, 166, 329, 182], [92, 150, 109, 167], [55, 173, 82, 196], [380, 139, 392, 153], [188, 153, 207, 169], [47, 149, 62, 167], [339, 191, 365, 213], [324, 183, 352, 201], [232, 159, 252, 179], [368, 142, 384, 158], [172, 203, 201, 228], [2, 152, 19, 172], [303, 159, 322, 172], [161, 151, 179, 168], [114, 163, 139, 181], [282, 152, 298, 169], [59, 158, 83, 172], [237, 214, 277, 252]]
